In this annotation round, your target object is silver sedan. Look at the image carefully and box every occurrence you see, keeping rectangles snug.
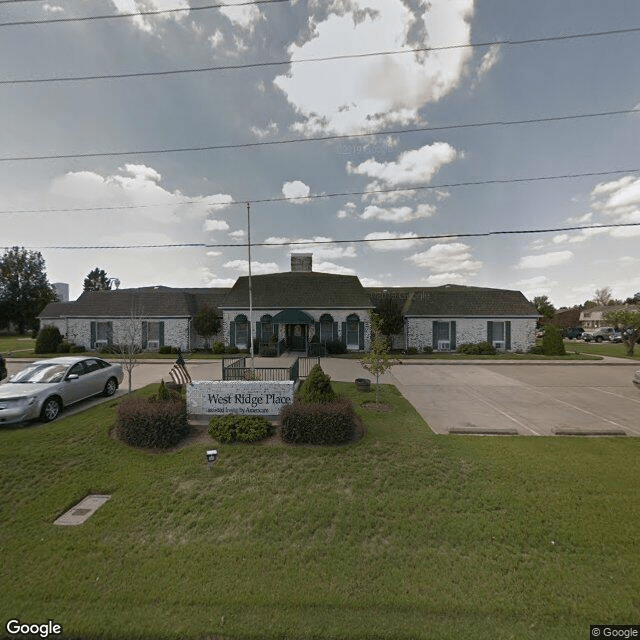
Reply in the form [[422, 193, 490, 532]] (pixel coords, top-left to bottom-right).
[[634, 370, 640, 388], [0, 356, 124, 425]]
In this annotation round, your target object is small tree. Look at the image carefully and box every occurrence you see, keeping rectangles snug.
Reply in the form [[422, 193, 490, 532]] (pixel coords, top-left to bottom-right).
[[116, 305, 144, 392], [593, 287, 613, 307], [604, 309, 640, 357], [541, 324, 566, 356], [83, 267, 112, 292], [193, 304, 221, 350], [297, 364, 336, 403], [374, 293, 405, 343], [359, 312, 396, 403], [35, 325, 63, 354], [533, 295, 556, 323]]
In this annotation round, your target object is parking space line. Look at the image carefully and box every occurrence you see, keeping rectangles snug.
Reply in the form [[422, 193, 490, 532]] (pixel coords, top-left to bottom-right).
[[465, 387, 541, 436], [588, 386, 640, 405]]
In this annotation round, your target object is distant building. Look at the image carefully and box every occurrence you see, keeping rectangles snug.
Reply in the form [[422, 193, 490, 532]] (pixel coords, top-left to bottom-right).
[[580, 305, 640, 329], [52, 283, 69, 303]]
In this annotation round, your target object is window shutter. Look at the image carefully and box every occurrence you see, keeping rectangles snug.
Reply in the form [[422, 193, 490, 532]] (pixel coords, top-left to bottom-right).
[[273, 323, 279, 341], [341, 322, 347, 345], [141, 321, 148, 349], [432, 321, 438, 350], [159, 321, 165, 347], [107, 322, 114, 345], [333, 322, 338, 342], [505, 321, 511, 351], [90, 322, 96, 349], [255, 321, 262, 343], [230, 321, 236, 347], [487, 321, 493, 343], [315, 321, 320, 340], [359, 321, 365, 350], [450, 321, 457, 350]]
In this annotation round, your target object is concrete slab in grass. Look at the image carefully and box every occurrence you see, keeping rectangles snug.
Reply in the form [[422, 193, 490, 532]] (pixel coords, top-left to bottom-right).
[[54, 494, 111, 526]]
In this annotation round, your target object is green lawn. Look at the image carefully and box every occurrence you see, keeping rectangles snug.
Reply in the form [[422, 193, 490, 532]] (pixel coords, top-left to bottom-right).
[[1, 383, 639, 639], [567, 340, 640, 360], [0, 334, 36, 356]]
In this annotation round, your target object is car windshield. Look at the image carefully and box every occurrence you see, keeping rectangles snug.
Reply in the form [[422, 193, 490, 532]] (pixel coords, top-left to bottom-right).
[[11, 363, 69, 383]]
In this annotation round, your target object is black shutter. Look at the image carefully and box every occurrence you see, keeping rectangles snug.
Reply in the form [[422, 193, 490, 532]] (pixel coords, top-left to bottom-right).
[[315, 321, 320, 341], [230, 322, 236, 347], [359, 321, 365, 350], [432, 321, 438, 350], [141, 321, 148, 349], [333, 322, 338, 342], [487, 321, 493, 344], [450, 321, 457, 350], [107, 322, 113, 345], [341, 322, 347, 345], [90, 322, 96, 349], [256, 321, 262, 343], [159, 321, 165, 347], [505, 321, 511, 351]]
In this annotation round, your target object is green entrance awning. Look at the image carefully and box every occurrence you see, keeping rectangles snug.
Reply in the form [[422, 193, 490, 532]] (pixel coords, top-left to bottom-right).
[[272, 309, 314, 325]]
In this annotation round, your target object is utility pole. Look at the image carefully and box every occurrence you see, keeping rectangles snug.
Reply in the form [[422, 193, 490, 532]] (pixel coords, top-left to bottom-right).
[[247, 202, 254, 370]]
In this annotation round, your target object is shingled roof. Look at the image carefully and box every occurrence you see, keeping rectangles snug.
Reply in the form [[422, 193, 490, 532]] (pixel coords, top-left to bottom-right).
[[221, 272, 373, 309], [401, 285, 538, 317], [39, 287, 198, 318]]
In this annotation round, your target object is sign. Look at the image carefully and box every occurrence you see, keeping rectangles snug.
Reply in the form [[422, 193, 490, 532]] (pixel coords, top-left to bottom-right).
[[187, 380, 296, 417]]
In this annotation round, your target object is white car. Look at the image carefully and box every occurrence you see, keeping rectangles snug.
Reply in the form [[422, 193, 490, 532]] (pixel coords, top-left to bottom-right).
[[0, 356, 124, 425], [634, 370, 640, 388]]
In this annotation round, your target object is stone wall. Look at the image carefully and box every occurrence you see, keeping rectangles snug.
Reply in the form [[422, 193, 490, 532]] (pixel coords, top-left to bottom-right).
[[406, 318, 537, 352]]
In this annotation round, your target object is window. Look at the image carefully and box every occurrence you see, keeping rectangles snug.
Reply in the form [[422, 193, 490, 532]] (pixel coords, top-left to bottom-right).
[[260, 315, 273, 341], [147, 322, 161, 342], [234, 314, 249, 348], [436, 322, 450, 341], [320, 314, 333, 343], [492, 322, 505, 342], [96, 322, 110, 342], [84, 359, 101, 373], [346, 314, 360, 348]]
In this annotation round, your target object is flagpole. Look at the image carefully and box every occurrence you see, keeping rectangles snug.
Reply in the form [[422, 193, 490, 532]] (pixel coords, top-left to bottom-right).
[[247, 202, 254, 371]]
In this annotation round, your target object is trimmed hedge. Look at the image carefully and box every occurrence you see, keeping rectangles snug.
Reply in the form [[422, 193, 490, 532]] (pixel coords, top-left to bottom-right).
[[457, 341, 497, 355], [117, 395, 189, 449], [35, 325, 62, 354], [208, 414, 273, 444], [280, 397, 356, 445]]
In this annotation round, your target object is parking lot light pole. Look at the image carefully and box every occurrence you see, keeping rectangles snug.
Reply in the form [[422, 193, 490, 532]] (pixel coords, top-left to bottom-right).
[[247, 202, 254, 371]]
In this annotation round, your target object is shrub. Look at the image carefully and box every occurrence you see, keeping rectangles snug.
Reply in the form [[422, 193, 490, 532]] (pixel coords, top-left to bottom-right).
[[70, 344, 85, 353], [325, 340, 347, 355], [457, 342, 497, 355], [225, 345, 239, 354], [404, 347, 418, 355], [542, 324, 566, 356], [422, 345, 433, 354], [281, 397, 356, 445], [529, 344, 544, 355], [208, 414, 273, 444], [56, 340, 72, 353], [117, 393, 188, 449], [158, 346, 176, 354], [212, 341, 225, 354], [35, 325, 63, 354], [297, 364, 336, 403]]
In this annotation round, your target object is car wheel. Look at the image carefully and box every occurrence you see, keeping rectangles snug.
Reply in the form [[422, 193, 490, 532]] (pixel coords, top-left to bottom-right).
[[103, 377, 118, 397], [40, 397, 61, 423], [596, 336, 603, 343]]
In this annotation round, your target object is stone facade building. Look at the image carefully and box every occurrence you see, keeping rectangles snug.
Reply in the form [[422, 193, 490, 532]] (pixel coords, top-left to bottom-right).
[[39, 255, 539, 353]]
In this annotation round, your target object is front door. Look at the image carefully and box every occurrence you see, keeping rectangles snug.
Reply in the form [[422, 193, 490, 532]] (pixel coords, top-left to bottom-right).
[[287, 324, 307, 351]]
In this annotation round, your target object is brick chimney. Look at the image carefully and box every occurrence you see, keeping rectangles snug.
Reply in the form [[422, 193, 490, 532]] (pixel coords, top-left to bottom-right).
[[290, 253, 313, 272]]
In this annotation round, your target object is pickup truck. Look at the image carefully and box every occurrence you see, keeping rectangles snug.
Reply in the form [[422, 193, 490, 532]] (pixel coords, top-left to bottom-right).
[[582, 327, 616, 342]]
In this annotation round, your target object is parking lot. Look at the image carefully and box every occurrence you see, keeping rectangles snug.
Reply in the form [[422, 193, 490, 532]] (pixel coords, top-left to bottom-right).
[[3, 358, 640, 436]]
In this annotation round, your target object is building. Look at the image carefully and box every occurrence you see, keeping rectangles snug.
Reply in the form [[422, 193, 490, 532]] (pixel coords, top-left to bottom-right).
[[39, 255, 539, 353], [52, 282, 69, 303], [579, 304, 640, 330]]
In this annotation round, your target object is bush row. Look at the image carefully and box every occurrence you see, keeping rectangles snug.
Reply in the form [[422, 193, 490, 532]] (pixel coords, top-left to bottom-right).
[[117, 393, 189, 449], [208, 415, 273, 444], [457, 341, 497, 355], [281, 397, 356, 445]]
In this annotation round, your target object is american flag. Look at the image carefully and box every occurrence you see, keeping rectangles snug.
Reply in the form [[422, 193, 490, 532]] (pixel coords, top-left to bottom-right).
[[169, 352, 191, 385]]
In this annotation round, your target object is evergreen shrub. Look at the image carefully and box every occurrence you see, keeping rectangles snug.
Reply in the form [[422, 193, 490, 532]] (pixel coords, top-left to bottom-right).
[[70, 344, 85, 353], [208, 414, 273, 443], [212, 341, 225, 354], [457, 342, 497, 355], [117, 392, 188, 449], [280, 397, 356, 445], [542, 324, 566, 356], [297, 364, 336, 403], [56, 340, 72, 353], [225, 345, 239, 354], [35, 325, 63, 354], [422, 345, 434, 354]]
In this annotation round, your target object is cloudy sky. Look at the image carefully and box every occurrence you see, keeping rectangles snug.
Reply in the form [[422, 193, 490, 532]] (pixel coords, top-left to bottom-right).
[[1, 0, 639, 306]]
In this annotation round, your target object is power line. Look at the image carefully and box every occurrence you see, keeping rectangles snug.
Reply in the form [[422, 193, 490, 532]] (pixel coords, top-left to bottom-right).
[[2, 27, 639, 83], [1, 168, 638, 214], [5, 222, 640, 251], [0, 0, 290, 27], [1, 108, 637, 163]]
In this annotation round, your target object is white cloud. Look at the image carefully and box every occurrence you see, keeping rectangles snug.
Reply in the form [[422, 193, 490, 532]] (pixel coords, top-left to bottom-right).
[[206, 251, 222, 257], [313, 261, 357, 275], [204, 219, 230, 232], [348, 142, 459, 188], [219, 3, 263, 31], [43, 4, 64, 12], [274, 0, 475, 135], [263, 236, 357, 259], [407, 242, 482, 274], [282, 180, 311, 203], [476, 44, 501, 81], [360, 203, 434, 222], [251, 122, 279, 139], [223, 260, 279, 275], [514, 275, 558, 298], [423, 272, 468, 286], [229, 229, 245, 239], [109, 0, 189, 33], [359, 276, 384, 286], [365, 231, 421, 251], [209, 30, 224, 49], [517, 251, 573, 269], [337, 202, 357, 219]]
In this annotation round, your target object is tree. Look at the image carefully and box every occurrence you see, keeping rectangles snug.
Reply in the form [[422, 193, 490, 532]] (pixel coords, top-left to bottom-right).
[[359, 312, 397, 404], [533, 295, 556, 322], [0, 246, 57, 334], [116, 306, 145, 393], [374, 293, 405, 342], [593, 287, 613, 307], [84, 267, 112, 292], [604, 310, 640, 357], [541, 324, 566, 356], [193, 304, 221, 350], [624, 292, 640, 305]]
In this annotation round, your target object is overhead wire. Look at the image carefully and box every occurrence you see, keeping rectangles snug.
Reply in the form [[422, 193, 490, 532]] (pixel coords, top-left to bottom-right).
[[0, 108, 637, 163], [4, 222, 639, 251], [1, 27, 640, 83]]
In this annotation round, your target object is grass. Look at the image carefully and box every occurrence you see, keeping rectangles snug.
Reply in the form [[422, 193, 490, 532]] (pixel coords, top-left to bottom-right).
[[0, 334, 36, 356], [567, 340, 640, 360], [2, 383, 640, 639]]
